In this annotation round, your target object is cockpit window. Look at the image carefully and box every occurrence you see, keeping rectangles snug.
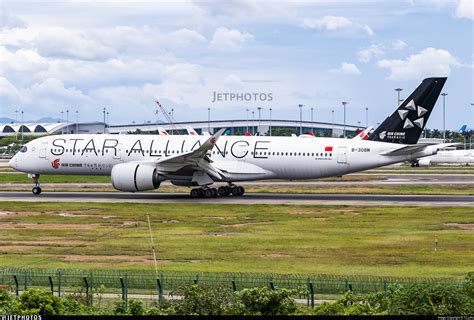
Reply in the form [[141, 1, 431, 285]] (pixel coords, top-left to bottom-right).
[[20, 146, 27, 153]]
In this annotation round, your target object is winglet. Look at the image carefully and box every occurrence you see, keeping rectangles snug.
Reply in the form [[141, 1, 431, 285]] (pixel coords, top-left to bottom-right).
[[201, 128, 226, 150]]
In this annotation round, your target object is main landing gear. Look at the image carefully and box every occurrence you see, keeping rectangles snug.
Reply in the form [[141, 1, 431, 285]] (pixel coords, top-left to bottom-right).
[[190, 184, 245, 198], [31, 174, 41, 195]]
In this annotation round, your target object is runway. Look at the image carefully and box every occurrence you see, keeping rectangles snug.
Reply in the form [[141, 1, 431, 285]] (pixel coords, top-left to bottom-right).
[[1, 191, 473, 207]]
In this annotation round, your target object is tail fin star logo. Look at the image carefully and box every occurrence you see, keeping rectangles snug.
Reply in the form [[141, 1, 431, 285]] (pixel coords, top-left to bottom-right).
[[51, 159, 60, 169]]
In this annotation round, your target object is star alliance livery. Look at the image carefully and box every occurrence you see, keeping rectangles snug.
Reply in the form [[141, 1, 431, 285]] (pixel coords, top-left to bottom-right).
[[10, 77, 451, 198]]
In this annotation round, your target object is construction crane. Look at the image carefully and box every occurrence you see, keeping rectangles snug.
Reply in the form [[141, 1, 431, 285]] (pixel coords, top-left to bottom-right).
[[155, 100, 178, 135]]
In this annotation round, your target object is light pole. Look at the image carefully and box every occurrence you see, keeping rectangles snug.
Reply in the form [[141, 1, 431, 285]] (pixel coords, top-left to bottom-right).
[[102, 107, 106, 133], [107, 111, 110, 125], [207, 107, 211, 133], [251, 111, 255, 135], [61, 110, 64, 134], [441, 93, 448, 142], [246, 108, 249, 134], [395, 88, 403, 105], [311, 107, 314, 135], [75, 110, 79, 134], [66, 109, 69, 134], [257, 107, 262, 136], [20, 111, 24, 142], [298, 104, 304, 135], [365, 107, 368, 127], [331, 109, 335, 137], [269, 108, 272, 136], [15, 110, 18, 140], [342, 101, 348, 138]]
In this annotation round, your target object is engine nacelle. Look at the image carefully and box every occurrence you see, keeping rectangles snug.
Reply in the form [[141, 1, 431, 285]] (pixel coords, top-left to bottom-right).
[[111, 163, 162, 192], [417, 159, 432, 167]]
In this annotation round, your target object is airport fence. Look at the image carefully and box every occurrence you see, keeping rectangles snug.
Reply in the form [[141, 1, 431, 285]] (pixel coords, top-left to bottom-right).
[[0, 267, 466, 307]]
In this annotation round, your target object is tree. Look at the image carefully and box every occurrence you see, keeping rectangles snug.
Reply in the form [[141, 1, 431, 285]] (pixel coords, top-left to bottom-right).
[[271, 128, 297, 136]]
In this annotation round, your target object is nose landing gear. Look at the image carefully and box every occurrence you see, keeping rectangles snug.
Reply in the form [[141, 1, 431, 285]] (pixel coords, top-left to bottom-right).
[[30, 174, 41, 195]]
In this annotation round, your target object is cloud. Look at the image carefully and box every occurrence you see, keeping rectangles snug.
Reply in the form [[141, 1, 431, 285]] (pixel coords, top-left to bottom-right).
[[35, 28, 117, 60], [301, 15, 374, 36], [377, 47, 460, 80], [0, 11, 26, 29], [456, 0, 473, 19], [358, 45, 384, 63], [168, 28, 207, 47], [330, 62, 361, 75], [223, 74, 244, 88], [210, 27, 254, 50], [0, 77, 22, 106], [391, 39, 407, 50], [358, 40, 408, 63]]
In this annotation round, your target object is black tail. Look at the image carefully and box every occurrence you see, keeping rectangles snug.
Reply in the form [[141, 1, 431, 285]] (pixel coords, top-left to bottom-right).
[[368, 77, 447, 144]]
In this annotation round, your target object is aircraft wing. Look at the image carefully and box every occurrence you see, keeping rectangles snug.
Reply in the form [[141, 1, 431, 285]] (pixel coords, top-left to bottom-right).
[[149, 129, 227, 180], [381, 142, 461, 156]]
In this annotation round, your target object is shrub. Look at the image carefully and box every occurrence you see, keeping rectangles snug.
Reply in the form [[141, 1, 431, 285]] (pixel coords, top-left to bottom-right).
[[15, 288, 63, 315], [128, 299, 145, 316], [236, 287, 297, 315], [175, 284, 235, 315]]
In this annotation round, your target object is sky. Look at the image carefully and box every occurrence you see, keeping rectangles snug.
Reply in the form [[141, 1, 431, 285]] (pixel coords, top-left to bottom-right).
[[0, 0, 473, 130]]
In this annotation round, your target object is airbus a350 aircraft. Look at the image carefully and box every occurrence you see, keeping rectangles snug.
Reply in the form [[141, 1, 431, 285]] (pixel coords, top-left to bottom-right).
[[10, 77, 451, 198]]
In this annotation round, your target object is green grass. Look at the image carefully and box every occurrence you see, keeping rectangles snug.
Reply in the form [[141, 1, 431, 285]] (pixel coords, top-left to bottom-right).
[[0, 202, 473, 278], [2, 184, 474, 195], [0, 174, 112, 183]]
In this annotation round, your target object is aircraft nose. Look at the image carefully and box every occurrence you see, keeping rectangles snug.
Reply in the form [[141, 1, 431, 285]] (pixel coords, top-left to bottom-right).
[[9, 154, 17, 170]]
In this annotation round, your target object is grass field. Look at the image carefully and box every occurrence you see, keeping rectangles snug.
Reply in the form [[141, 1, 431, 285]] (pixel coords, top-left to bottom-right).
[[0, 202, 473, 278], [1, 184, 473, 195]]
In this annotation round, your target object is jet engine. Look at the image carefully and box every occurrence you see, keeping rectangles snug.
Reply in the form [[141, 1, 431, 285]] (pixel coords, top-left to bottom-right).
[[417, 159, 432, 167], [111, 163, 163, 192]]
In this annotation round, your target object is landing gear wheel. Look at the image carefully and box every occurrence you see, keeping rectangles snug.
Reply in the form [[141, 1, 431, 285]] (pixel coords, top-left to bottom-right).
[[238, 186, 245, 196], [218, 186, 230, 196], [190, 188, 202, 198], [31, 174, 41, 195], [204, 188, 215, 198], [230, 186, 241, 196]]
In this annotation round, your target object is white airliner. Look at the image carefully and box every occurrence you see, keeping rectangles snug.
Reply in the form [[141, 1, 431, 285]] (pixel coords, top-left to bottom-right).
[[412, 149, 474, 166], [9, 77, 451, 197]]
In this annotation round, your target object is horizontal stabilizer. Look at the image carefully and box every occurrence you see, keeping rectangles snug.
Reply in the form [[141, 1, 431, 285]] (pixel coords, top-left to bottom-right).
[[381, 142, 461, 156]]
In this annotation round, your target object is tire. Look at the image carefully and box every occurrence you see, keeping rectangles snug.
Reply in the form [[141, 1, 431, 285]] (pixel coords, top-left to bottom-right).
[[204, 188, 214, 198], [238, 186, 245, 196], [230, 186, 240, 196], [218, 186, 228, 196], [32, 187, 42, 195], [211, 188, 218, 197], [190, 188, 201, 198]]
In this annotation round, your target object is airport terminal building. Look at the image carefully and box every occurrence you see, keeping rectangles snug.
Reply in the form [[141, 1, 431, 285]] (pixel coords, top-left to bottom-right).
[[0, 119, 359, 137]]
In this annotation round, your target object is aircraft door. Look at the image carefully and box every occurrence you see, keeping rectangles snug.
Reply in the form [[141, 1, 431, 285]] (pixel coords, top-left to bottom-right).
[[337, 146, 347, 164], [39, 142, 48, 159]]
